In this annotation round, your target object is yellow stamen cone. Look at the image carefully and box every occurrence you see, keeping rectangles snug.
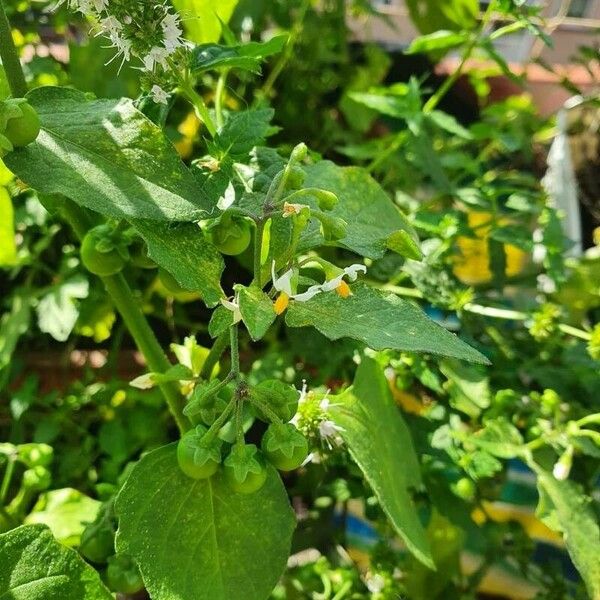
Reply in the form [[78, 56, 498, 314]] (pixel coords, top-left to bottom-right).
[[336, 281, 352, 298], [274, 292, 290, 315]]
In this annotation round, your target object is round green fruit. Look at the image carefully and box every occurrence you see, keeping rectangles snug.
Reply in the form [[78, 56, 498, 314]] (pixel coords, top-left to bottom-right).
[[4, 101, 40, 147], [209, 216, 252, 256], [106, 554, 144, 594], [176, 425, 221, 480], [261, 423, 308, 472], [224, 444, 268, 494], [81, 230, 125, 276]]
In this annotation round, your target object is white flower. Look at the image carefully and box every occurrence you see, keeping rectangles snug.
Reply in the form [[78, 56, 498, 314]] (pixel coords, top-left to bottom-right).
[[130, 373, 156, 390], [552, 460, 569, 481], [271, 262, 323, 302], [319, 419, 344, 447], [537, 274, 556, 294], [100, 15, 122, 34], [221, 295, 242, 324], [142, 46, 170, 72], [150, 84, 169, 105], [91, 0, 107, 12], [320, 264, 367, 292], [161, 12, 184, 52], [282, 202, 308, 217], [217, 182, 236, 211], [366, 573, 386, 594]]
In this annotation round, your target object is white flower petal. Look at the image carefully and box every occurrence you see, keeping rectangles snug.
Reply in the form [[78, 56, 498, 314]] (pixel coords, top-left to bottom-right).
[[343, 263, 367, 281], [272, 263, 294, 297], [217, 182, 236, 210], [291, 285, 322, 302]]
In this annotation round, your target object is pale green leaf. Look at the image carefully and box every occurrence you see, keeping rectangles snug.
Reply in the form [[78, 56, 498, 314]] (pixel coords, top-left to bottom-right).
[[4, 87, 215, 222], [286, 283, 489, 364], [302, 162, 416, 259], [534, 467, 600, 599], [173, 0, 239, 43], [25, 489, 101, 547], [469, 418, 523, 459], [237, 285, 276, 341], [0, 524, 112, 599], [115, 444, 295, 600], [330, 358, 433, 568], [405, 30, 469, 55], [36, 276, 89, 342], [131, 220, 224, 307], [440, 359, 490, 417], [0, 293, 31, 371]]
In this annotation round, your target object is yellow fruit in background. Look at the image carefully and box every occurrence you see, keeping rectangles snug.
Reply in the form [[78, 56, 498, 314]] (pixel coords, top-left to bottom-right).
[[174, 112, 200, 159], [453, 211, 528, 285]]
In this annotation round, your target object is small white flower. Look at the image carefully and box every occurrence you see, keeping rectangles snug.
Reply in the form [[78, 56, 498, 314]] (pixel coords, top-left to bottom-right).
[[321, 264, 367, 292], [162, 12, 184, 52], [282, 202, 308, 217], [150, 84, 169, 105], [271, 262, 323, 301], [143, 46, 170, 72], [366, 573, 386, 594], [221, 295, 242, 324], [91, 0, 107, 12], [537, 274, 556, 294], [552, 460, 569, 481], [130, 373, 156, 390], [319, 419, 344, 447], [217, 182, 236, 211], [101, 15, 122, 34]]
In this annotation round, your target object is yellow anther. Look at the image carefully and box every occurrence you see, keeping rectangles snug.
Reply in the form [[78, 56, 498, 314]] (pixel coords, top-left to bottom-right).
[[274, 292, 290, 315], [335, 280, 352, 298]]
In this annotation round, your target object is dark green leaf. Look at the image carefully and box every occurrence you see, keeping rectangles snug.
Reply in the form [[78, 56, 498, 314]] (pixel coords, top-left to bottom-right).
[[237, 285, 276, 341], [4, 87, 215, 221], [0, 524, 112, 599], [330, 358, 433, 568], [115, 444, 295, 600], [286, 283, 489, 364], [131, 220, 224, 307], [216, 109, 275, 157]]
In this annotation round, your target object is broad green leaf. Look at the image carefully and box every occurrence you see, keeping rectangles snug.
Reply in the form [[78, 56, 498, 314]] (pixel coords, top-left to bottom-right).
[[386, 230, 423, 260], [216, 109, 275, 157], [36, 276, 89, 342], [237, 285, 276, 341], [190, 36, 287, 73], [115, 444, 295, 600], [25, 489, 101, 547], [405, 0, 478, 34], [347, 89, 410, 120], [209, 305, 234, 338], [405, 30, 469, 55], [173, 0, 238, 43], [4, 87, 215, 222], [286, 283, 489, 364], [533, 467, 600, 599], [427, 110, 473, 139], [131, 220, 224, 307], [0, 524, 112, 599], [302, 162, 417, 259], [0, 293, 31, 371], [330, 358, 433, 568], [0, 187, 17, 266]]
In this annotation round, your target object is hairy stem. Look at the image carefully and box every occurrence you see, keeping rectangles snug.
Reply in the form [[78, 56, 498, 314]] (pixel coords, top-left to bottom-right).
[[0, 0, 27, 97], [200, 331, 229, 380]]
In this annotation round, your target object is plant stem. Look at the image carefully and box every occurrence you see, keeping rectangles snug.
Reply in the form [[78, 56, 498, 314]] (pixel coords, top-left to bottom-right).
[[180, 83, 217, 138], [229, 325, 240, 377], [59, 198, 189, 433], [0, 457, 15, 505], [200, 331, 230, 380], [253, 218, 266, 287], [0, 0, 27, 97], [215, 70, 228, 129], [102, 274, 189, 432]]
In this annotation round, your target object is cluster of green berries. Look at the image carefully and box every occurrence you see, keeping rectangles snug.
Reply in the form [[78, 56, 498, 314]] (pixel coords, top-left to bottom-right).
[[177, 380, 309, 494]]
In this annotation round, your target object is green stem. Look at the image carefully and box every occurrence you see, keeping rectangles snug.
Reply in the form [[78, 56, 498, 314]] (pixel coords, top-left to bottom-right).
[[253, 218, 266, 287], [200, 331, 230, 380], [0, 0, 27, 97], [60, 198, 189, 433], [215, 70, 228, 130], [230, 325, 240, 377], [203, 397, 236, 443], [247, 394, 282, 425], [0, 457, 15, 505], [180, 83, 217, 138], [102, 273, 188, 432]]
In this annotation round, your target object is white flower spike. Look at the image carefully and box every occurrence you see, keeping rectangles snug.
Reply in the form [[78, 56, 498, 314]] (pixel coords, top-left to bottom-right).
[[150, 85, 170, 105]]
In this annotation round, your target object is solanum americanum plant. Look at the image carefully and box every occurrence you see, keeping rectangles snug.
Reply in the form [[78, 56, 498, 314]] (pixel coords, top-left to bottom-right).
[[0, 1, 599, 600]]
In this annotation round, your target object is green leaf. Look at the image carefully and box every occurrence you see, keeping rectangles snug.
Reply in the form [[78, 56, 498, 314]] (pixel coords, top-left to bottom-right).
[[130, 364, 195, 390], [286, 283, 489, 364], [131, 220, 224, 307], [469, 418, 523, 459], [0, 187, 17, 266], [237, 285, 276, 341], [533, 467, 600, 599], [440, 359, 490, 417], [330, 358, 433, 568], [405, 30, 469, 55], [173, 0, 239, 43], [209, 305, 234, 338], [36, 276, 89, 342], [386, 229, 423, 260], [216, 109, 275, 157], [190, 36, 288, 74], [0, 293, 31, 371], [24, 488, 101, 547], [115, 444, 295, 600], [302, 162, 416, 259], [405, 0, 478, 34], [0, 524, 112, 599], [4, 87, 215, 222], [427, 110, 473, 139]]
